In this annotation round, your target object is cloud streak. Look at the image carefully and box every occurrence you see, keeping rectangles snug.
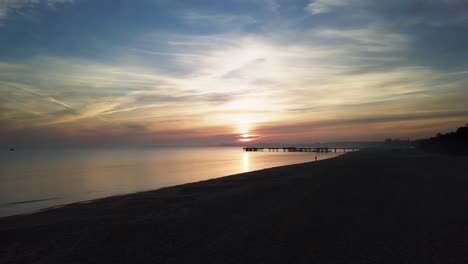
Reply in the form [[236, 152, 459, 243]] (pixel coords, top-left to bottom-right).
[[1, 81, 73, 110], [1, 0, 467, 146], [306, 0, 350, 15], [0, 0, 74, 26]]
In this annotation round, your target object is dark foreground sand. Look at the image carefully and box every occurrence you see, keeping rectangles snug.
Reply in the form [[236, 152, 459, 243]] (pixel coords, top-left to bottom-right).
[[1, 149, 468, 263]]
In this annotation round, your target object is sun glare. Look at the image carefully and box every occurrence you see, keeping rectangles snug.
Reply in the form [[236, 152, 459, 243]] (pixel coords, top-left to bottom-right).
[[231, 115, 263, 143], [238, 133, 258, 143], [233, 115, 254, 134]]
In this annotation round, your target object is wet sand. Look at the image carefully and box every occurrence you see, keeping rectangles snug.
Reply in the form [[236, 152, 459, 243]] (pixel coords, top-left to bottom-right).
[[1, 149, 468, 263]]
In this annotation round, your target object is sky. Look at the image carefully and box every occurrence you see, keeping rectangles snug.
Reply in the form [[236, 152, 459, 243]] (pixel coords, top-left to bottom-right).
[[1, 0, 468, 147]]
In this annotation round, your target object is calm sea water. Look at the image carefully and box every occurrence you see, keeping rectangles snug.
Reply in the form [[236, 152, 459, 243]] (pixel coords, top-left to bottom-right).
[[0, 147, 342, 217]]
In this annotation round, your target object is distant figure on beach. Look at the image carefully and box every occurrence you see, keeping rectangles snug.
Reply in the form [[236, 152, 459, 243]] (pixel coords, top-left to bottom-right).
[[315, 156, 317, 161]]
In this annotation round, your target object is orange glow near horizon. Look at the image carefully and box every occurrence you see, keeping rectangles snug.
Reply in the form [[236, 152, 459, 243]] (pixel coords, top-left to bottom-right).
[[238, 133, 258, 143], [3, 1, 468, 148], [233, 115, 257, 142], [230, 114, 259, 135]]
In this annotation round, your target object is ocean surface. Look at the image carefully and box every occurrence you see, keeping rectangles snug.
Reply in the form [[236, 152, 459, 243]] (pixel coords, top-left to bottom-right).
[[0, 147, 343, 217]]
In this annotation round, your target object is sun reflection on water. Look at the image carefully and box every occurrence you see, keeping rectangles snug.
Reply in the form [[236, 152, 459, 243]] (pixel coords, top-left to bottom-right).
[[242, 152, 249, 172]]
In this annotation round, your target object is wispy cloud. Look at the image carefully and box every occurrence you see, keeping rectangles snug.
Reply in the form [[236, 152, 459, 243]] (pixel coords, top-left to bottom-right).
[[264, 0, 280, 12], [0, 0, 74, 26], [2, 24, 467, 141], [1, 81, 73, 110], [305, 0, 351, 15], [131, 48, 205, 58], [99, 104, 159, 115], [1, 0, 467, 146], [40, 101, 121, 126], [183, 11, 257, 26]]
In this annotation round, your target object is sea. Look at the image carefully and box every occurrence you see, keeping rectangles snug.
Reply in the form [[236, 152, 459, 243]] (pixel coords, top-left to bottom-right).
[[0, 147, 343, 217]]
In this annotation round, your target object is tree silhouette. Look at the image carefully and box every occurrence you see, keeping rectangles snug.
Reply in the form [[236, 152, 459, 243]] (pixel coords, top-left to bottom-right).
[[418, 123, 468, 155]]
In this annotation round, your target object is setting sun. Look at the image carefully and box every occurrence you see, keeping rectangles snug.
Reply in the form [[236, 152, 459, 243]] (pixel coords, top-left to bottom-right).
[[237, 133, 260, 143], [2, 1, 468, 263], [239, 134, 252, 142]]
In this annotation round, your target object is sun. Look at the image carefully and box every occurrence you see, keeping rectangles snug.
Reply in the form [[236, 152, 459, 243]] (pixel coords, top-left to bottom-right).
[[239, 134, 254, 142], [217, 107, 265, 143], [226, 114, 264, 143], [232, 115, 258, 142]]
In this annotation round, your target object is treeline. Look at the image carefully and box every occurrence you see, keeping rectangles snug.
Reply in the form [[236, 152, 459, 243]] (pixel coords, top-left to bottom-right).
[[417, 123, 468, 155]]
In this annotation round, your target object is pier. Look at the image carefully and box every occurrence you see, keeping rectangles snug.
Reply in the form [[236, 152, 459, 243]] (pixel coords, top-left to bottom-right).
[[243, 147, 359, 153]]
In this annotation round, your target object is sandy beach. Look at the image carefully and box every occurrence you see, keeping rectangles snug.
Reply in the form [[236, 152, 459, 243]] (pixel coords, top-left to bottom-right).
[[1, 149, 468, 263]]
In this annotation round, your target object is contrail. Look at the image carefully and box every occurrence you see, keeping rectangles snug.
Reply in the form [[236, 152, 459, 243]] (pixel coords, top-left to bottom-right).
[[1, 81, 74, 111], [100, 104, 159, 115], [131, 48, 204, 58], [0, 81, 119, 127]]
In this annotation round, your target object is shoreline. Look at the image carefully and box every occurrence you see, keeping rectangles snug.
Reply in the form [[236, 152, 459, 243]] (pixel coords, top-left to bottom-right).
[[0, 151, 342, 219], [2, 149, 468, 263]]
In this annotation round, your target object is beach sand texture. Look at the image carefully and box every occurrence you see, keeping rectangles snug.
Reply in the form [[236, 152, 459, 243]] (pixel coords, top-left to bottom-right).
[[1, 149, 468, 263]]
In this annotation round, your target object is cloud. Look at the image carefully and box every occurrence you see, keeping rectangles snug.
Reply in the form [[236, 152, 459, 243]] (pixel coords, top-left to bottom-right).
[[1, 0, 468, 146], [0, 0, 74, 26], [99, 104, 159, 116], [264, 0, 280, 12], [1, 81, 74, 109], [183, 11, 257, 27], [131, 48, 205, 58], [305, 0, 351, 15], [45, 0, 74, 7], [254, 110, 468, 142], [2, 24, 467, 140], [40, 101, 121, 126]]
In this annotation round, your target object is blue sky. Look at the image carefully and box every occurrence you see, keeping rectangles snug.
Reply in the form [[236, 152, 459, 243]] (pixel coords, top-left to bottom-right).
[[1, 0, 468, 146]]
